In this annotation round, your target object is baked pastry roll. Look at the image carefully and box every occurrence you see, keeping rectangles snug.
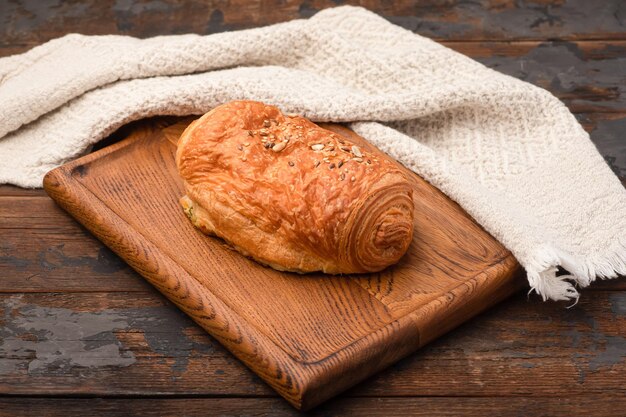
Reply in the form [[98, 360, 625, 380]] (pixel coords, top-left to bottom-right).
[[176, 101, 414, 274]]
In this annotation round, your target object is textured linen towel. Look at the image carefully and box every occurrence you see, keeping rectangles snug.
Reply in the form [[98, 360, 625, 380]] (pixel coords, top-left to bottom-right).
[[0, 6, 624, 301]]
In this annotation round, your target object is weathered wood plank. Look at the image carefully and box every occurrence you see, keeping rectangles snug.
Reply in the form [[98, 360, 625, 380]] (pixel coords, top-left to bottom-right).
[[0, 197, 151, 292], [1, 291, 625, 397], [576, 112, 626, 179], [0, 196, 92, 229], [0, 229, 151, 293], [0, 292, 272, 396], [447, 41, 626, 114], [0, 0, 623, 45], [0, 186, 46, 197], [357, 290, 626, 396], [2, 396, 626, 417]]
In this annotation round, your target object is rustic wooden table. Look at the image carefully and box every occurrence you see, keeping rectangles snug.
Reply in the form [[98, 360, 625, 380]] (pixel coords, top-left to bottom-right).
[[1, 1, 624, 416]]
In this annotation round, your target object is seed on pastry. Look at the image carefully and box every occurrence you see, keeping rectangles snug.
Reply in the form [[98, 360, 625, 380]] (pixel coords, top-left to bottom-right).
[[351, 146, 363, 158], [311, 144, 324, 151], [272, 141, 287, 152]]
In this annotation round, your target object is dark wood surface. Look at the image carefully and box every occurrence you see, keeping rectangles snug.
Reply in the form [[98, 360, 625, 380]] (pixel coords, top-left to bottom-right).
[[1, 1, 624, 416]]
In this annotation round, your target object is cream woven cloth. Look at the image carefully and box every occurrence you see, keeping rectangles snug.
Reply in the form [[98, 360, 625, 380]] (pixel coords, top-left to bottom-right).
[[1, 6, 624, 301]]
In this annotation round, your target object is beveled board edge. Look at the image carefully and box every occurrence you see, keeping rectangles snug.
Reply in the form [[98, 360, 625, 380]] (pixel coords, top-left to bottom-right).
[[43, 121, 523, 410]]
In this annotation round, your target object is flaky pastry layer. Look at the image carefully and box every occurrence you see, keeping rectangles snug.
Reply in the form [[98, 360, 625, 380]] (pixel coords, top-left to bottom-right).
[[176, 101, 414, 274]]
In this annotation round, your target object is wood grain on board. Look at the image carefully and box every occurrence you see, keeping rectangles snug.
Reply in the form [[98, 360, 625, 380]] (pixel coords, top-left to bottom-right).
[[41, 119, 520, 409]]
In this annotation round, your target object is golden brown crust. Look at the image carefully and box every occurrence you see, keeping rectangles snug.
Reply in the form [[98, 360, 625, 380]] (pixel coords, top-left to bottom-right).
[[176, 101, 414, 273]]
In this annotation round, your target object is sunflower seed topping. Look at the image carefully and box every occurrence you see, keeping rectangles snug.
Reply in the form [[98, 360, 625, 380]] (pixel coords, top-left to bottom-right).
[[351, 146, 362, 157], [311, 144, 325, 151], [272, 141, 287, 152]]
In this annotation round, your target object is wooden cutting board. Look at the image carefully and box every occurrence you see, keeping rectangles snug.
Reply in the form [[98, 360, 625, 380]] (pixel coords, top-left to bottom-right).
[[44, 117, 522, 410]]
